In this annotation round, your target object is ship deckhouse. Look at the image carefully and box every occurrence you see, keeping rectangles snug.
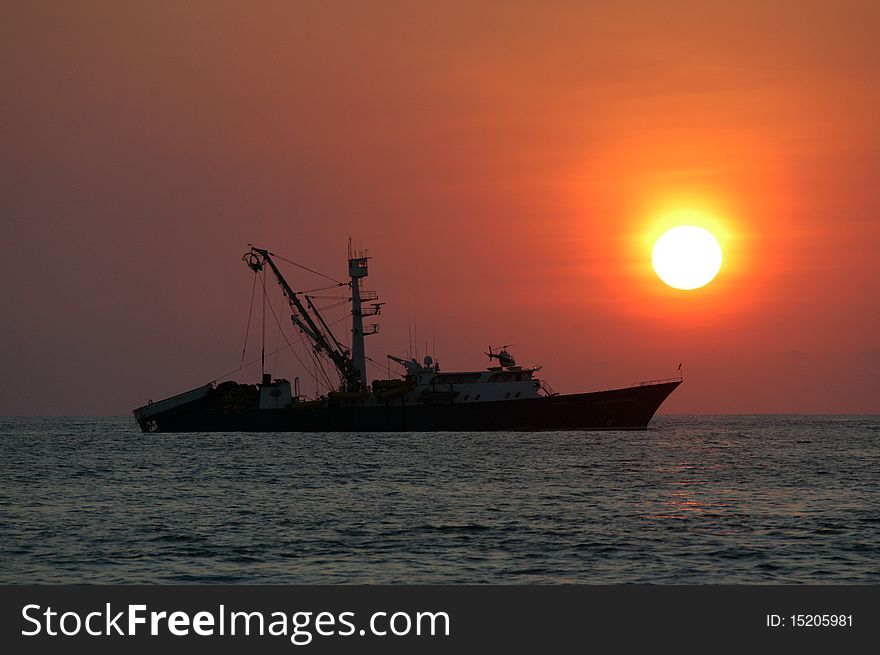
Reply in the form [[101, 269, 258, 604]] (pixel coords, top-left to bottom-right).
[[379, 350, 549, 406]]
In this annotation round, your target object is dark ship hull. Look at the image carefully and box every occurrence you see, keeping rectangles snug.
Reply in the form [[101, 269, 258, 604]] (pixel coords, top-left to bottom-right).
[[134, 380, 680, 433]]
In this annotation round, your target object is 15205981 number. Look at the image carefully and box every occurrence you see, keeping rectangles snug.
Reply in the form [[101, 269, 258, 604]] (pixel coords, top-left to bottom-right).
[[791, 614, 852, 627]]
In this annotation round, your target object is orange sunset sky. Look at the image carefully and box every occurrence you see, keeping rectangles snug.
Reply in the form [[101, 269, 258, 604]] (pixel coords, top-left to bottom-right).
[[2, 1, 878, 414]]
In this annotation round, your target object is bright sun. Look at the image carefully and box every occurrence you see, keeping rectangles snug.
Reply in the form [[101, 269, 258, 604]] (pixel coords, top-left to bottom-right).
[[652, 225, 723, 290]]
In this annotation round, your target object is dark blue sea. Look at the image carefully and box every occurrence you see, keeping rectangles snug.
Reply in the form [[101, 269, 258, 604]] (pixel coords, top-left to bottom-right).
[[1, 415, 878, 584]]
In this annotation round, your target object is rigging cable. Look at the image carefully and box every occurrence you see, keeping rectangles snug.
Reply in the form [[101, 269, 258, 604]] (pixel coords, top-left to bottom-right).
[[365, 353, 395, 375], [305, 336, 335, 392], [209, 310, 356, 390], [269, 251, 345, 285], [294, 309, 355, 394], [240, 272, 258, 368], [261, 267, 266, 378], [257, 267, 327, 392], [295, 284, 347, 294], [211, 335, 307, 387], [260, 272, 333, 390], [311, 298, 350, 313], [272, 285, 283, 373], [259, 254, 349, 392]]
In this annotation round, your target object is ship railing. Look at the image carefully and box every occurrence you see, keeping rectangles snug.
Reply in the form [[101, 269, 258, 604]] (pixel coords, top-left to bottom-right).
[[632, 376, 683, 387], [537, 379, 558, 396]]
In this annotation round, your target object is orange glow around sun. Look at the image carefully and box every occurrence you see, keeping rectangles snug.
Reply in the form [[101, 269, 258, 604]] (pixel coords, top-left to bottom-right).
[[639, 207, 736, 295], [622, 198, 756, 323], [569, 127, 775, 324]]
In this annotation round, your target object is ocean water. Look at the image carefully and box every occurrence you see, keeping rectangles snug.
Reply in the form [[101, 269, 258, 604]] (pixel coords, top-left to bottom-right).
[[1, 415, 878, 584]]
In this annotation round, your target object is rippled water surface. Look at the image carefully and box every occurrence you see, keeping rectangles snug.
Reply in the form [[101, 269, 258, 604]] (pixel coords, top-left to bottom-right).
[[1, 415, 878, 583]]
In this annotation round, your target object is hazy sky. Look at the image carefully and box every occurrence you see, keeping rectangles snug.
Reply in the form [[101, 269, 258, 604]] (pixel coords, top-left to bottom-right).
[[2, 1, 878, 415]]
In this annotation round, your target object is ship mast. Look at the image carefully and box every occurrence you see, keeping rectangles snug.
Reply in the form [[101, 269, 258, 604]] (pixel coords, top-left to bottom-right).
[[348, 240, 381, 389]]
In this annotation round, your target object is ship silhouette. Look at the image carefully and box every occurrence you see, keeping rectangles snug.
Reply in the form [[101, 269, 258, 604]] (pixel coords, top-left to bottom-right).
[[134, 245, 681, 432]]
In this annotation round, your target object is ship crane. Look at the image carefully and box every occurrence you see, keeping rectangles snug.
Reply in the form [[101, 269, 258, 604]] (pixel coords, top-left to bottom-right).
[[243, 246, 369, 392], [387, 353, 433, 377]]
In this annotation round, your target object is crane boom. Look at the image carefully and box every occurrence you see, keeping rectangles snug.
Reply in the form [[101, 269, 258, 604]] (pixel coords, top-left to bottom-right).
[[306, 295, 347, 356], [245, 246, 358, 390]]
